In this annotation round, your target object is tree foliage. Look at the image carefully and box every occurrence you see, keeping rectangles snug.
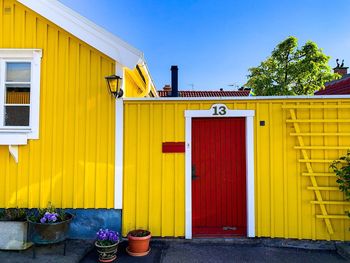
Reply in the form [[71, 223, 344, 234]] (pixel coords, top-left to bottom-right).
[[246, 36, 338, 96]]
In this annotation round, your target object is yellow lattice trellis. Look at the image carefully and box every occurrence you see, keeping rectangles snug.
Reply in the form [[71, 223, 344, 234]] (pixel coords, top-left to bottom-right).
[[283, 104, 350, 235]]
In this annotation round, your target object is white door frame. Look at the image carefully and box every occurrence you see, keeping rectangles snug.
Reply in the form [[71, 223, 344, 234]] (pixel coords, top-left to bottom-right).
[[184, 104, 255, 239]]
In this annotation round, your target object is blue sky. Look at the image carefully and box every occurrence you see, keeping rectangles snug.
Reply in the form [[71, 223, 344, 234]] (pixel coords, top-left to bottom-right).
[[60, 0, 350, 91]]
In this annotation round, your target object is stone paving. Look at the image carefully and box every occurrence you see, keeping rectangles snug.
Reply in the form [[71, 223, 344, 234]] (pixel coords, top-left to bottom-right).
[[81, 239, 349, 263], [0, 238, 348, 263], [160, 243, 346, 263], [0, 240, 92, 263]]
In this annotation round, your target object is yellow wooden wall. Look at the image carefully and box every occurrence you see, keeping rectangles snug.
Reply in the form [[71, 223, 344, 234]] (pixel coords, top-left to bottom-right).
[[0, 0, 116, 208], [123, 98, 350, 241]]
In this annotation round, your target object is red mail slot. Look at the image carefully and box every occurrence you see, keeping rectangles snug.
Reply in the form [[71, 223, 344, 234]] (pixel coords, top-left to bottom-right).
[[162, 142, 185, 153]]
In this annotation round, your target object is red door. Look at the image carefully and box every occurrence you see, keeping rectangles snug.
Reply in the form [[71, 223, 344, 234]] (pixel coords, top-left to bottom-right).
[[192, 117, 247, 237]]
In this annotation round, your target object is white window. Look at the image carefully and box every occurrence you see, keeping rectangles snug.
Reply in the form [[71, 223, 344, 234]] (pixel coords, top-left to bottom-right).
[[0, 49, 42, 145]]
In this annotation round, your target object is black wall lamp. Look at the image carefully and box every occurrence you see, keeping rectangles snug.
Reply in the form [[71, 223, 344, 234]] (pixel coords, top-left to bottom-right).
[[105, 75, 123, 98]]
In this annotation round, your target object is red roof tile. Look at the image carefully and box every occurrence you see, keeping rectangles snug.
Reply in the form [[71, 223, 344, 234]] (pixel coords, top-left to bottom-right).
[[158, 90, 250, 97], [315, 75, 350, 95]]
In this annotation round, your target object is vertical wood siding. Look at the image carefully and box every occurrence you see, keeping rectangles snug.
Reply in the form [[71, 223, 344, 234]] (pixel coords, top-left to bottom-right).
[[123, 98, 350, 241], [0, 0, 116, 209], [192, 117, 247, 236]]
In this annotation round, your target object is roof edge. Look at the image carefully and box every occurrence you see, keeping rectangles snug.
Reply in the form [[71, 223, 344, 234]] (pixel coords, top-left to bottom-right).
[[18, 0, 144, 68], [139, 60, 158, 97], [123, 95, 350, 101], [324, 74, 350, 86]]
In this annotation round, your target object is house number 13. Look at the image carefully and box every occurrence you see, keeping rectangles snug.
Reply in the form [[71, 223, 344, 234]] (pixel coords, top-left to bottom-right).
[[213, 106, 227, 116]]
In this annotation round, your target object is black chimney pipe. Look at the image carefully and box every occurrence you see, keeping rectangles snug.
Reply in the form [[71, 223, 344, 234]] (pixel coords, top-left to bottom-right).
[[171, 65, 178, 97]]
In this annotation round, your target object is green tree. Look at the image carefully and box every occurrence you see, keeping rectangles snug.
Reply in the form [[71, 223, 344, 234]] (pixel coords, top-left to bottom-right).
[[246, 36, 338, 96]]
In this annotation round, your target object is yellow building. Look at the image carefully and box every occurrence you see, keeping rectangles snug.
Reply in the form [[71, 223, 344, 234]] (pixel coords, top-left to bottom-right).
[[0, 0, 156, 238], [122, 97, 350, 241], [1, 0, 350, 243]]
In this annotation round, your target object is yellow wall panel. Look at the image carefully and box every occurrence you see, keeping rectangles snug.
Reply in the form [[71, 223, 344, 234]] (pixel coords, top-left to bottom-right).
[[0, 0, 116, 208], [123, 98, 350, 241], [125, 69, 145, 97], [124, 66, 156, 98], [148, 104, 163, 234]]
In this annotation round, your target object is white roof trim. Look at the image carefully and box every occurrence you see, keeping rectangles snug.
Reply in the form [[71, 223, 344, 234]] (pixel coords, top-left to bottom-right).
[[124, 95, 350, 101], [18, 0, 144, 69], [139, 61, 158, 97]]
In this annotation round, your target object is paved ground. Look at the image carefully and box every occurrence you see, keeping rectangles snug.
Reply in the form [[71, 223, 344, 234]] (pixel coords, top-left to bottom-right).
[[0, 239, 348, 262], [160, 243, 346, 263], [0, 240, 92, 263], [81, 240, 348, 263]]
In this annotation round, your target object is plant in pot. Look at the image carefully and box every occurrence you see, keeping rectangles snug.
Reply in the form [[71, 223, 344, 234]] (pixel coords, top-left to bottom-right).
[[330, 150, 350, 218], [0, 208, 32, 250], [95, 229, 119, 262], [127, 229, 151, 257], [27, 202, 73, 245]]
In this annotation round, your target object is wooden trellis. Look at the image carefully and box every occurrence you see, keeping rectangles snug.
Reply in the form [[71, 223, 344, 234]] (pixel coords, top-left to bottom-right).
[[283, 104, 350, 235]]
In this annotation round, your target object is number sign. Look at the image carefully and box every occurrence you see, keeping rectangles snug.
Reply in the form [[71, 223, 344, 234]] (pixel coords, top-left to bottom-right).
[[211, 104, 228, 116]]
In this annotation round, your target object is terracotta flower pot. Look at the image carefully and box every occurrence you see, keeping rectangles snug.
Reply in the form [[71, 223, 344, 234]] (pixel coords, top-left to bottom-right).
[[127, 230, 151, 257]]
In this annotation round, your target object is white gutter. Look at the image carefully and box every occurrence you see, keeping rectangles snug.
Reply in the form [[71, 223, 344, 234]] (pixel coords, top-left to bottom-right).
[[123, 94, 350, 101], [18, 0, 144, 69]]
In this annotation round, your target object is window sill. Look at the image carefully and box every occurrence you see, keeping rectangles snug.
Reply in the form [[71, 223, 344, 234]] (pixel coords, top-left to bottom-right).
[[0, 128, 31, 133], [0, 132, 29, 145], [0, 131, 36, 163]]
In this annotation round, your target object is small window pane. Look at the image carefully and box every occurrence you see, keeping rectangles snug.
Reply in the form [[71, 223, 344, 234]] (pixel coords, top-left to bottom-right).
[[6, 62, 31, 82], [6, 85, 30, 104], [5, 106, 30, 126]]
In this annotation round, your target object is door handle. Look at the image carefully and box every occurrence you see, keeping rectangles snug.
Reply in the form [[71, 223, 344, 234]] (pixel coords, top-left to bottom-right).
[[192, 165, 199, 180]]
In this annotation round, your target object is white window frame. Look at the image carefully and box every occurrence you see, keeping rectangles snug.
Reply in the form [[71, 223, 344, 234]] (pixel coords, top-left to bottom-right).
[[0, 49, 42, 145]]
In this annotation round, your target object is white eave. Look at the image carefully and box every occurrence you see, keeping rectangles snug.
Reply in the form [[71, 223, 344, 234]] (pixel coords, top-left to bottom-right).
[[17, 0, 144, 69]]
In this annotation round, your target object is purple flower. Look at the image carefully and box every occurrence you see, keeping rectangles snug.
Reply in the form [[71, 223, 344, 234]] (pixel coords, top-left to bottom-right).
[[40, 212, 60, 223], [96, 229, 119, 245]]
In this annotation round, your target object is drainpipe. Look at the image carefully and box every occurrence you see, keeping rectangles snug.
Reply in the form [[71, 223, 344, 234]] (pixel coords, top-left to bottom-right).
[[115, 62, 124, 210]]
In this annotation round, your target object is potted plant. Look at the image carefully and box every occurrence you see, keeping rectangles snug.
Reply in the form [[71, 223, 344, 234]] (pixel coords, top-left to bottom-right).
[[27, 202, 73, 245], [126, 229, 151, 257], [95, 228, 119, 262], [0, 208, 32, 250], [330, 150, 350, 218]]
